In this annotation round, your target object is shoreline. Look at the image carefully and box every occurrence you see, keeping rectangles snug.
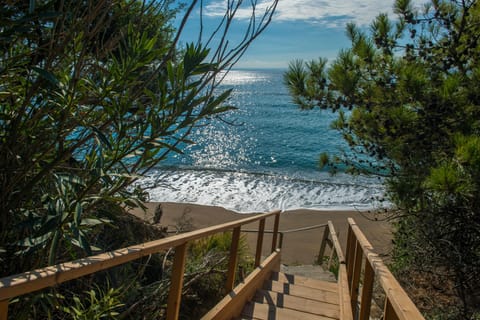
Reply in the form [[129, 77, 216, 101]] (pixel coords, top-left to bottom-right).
[[130, 202, 393, 265]]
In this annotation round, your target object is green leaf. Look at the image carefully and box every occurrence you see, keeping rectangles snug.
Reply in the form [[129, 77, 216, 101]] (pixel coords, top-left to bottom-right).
[[167, 61, 175, 85], [36, 214, 61, 235], [74, 202, 82, 226], [90, 125, 112, 150], [16, 232, 52, 248], [80, 218, 110, 227], [54, 173, 87, 189], [32, 67, 59, 87], [204, 89, 233, 113], [183, 43, 211, 77], [78, 231, 92, 255]]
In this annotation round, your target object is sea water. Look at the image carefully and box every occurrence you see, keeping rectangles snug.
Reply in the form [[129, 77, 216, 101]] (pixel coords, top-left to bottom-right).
[[138, 69, 387, 212]]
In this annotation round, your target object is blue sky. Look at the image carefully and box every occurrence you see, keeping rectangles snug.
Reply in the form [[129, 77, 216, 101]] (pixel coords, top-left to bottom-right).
[[177, 1, 424, 69]]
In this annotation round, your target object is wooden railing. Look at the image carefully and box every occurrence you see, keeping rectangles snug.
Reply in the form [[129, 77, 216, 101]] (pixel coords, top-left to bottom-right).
[[344, 218, 424, 320], [1, 212, 425, 320], [319, 219, 424, 320], [0, 210, 281, 320], [321, 221, 354, 320]]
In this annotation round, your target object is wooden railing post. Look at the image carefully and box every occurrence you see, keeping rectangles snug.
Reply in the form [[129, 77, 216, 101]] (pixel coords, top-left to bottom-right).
[[271, 213, 280, 253], [350, 240, 363, 314], [327, 221, 353, 320], [0, 300, 8, 320], [338, 264, 354, 320], [166, 243, 187, 320], [326, 243, 337, 270], [359, 259, 374, 320], [226, 227, 241, 292], [254, 218, 266, 267], [317, 226, 330, 264], [346, 224, 356, 283]]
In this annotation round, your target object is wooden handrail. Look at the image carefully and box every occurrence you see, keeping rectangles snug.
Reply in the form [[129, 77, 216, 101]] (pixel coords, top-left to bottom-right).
[[328, 220, 345, 263], [0, 210, 281, 320], [318, 219, 424, 320], [346, 218, 424, 320]]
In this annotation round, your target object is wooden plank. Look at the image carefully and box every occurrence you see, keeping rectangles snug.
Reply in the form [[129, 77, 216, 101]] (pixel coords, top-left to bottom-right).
[[270, 272, 338, 293], [350, 240, 363, 313], [242, 302, 336, 320], [201, 250, 281, 320], [0, 300, 8, 320], [327, 221, 345, 263], [338, 264, 354, 320], [226, 227, 241, 292], [326, 220, 353, 320], [0, 210, 281, 302], [317, 226, 330, 264], [359, 260, 374, 320], [254, 289, 340, 319], [346, 224, 356, 284], [271, 214, 280, 253], [384, 297, 400, 320], [278, 233, 284, 249], [255, 219, 266, 267], [263, 280, 339, 305], [166, 243, 187, 320]]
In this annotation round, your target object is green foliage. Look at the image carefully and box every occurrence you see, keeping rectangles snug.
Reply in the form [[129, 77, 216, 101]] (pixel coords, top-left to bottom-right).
[[318, 254, 339, 278], [0, 0, 277, 273], [117, 231, 255, 319], [0, 0, 278, 318], [1, 0, 189, 274], [60, 285, 124, 320], [182, 232, 254, 317], [188, 232, 253, 274], [286, 0, 480, 317]]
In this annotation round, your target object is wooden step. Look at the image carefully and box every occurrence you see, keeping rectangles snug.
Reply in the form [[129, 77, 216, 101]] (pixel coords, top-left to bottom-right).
[[280, 265, 337, 282], [263, 280, 339, 305], [241, 301, 337, 320], [253, 289, 340, 319], [271, 272, 338, 293]]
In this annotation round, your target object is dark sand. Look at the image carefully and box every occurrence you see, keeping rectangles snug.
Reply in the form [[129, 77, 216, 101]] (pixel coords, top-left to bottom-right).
[[130, 202, 393, 265]]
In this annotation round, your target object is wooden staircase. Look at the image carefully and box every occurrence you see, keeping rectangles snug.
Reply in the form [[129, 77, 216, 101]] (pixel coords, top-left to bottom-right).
[[0, 210, 425, 320], [239, 271, 340, 320]]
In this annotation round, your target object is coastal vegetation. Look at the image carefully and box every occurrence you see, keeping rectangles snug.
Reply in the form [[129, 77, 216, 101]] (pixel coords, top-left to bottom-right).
[[285, 0, 480, 318], [0, 0, 277, 318]]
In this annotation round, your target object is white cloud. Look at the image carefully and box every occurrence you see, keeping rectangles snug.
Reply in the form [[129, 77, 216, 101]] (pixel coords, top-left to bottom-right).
[[204, 0, 426, 29]]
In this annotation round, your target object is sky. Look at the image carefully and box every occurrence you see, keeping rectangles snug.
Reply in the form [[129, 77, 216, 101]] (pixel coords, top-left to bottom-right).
[[177, 0, 424, 69]]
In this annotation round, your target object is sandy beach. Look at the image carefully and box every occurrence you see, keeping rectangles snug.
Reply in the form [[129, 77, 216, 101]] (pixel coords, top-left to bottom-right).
[[131, 202, 393, 265]]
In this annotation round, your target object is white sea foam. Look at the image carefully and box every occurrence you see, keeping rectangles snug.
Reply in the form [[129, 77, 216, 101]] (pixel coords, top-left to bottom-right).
[[137, 69, 391, 213], [138, 168, 388, 213]]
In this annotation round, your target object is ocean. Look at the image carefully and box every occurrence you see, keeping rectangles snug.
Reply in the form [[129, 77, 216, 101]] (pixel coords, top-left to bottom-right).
[[138, 69, 386, 213]]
